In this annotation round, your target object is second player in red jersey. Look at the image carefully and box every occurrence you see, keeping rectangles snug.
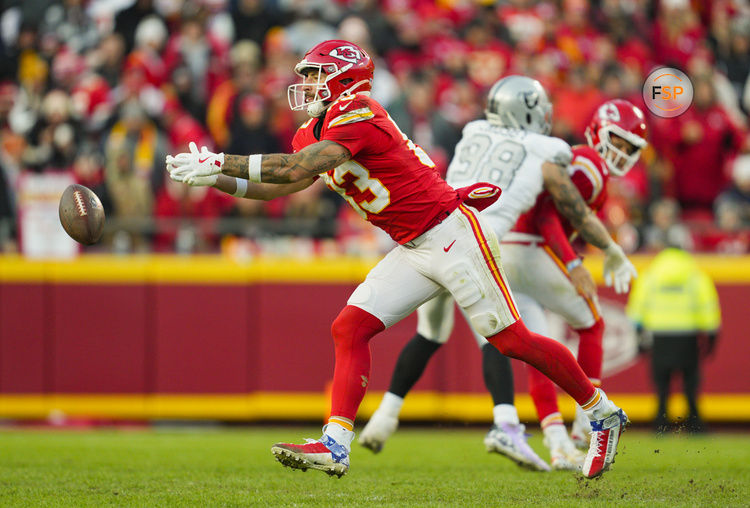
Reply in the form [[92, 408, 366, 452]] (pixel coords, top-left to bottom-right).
[[502, 99, 647, 468]]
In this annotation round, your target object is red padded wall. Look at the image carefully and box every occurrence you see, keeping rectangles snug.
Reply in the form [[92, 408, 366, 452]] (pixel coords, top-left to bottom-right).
[[0, 284, 46, 392], [51, 285, 148, 393], [153, 285, 250, 392], [0, 280, 748, 395]]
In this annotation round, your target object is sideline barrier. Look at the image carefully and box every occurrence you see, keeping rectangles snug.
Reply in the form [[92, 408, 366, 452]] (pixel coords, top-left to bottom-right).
[[1, 254, 748, 422]]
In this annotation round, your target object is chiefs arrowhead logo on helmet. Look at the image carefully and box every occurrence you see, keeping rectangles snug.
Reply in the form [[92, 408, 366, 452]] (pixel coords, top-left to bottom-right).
[[329, 45, 364, 64]]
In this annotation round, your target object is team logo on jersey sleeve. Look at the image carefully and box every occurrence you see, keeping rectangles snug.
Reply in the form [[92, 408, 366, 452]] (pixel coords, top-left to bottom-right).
[[329, 45, 364, 64]]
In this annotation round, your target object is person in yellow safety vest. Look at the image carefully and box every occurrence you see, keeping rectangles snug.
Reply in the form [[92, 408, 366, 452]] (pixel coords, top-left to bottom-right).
[[626, 247, 721, 434]]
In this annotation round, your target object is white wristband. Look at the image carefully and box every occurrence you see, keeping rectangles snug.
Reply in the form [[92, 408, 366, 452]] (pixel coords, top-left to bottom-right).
[[565, 258, 583, 272], [233, 178, 248, 197], [248, 154, 262, 183]]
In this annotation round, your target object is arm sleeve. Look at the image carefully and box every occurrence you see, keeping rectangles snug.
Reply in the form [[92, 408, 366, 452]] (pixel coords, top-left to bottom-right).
[[534, 197, 579, 265]]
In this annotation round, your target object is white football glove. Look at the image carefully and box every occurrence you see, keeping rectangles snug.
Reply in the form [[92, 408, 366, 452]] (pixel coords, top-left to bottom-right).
[[165, 152, 192, 182], [165, 142, 224, 187], [602, 242, 637, 294]]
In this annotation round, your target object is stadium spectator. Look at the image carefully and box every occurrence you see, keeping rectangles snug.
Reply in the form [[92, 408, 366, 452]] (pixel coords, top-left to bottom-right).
[[653, 74, 747, 218], [206, 40, 263, 150], [715, 154, 750, 230], [231, 0, 284, 46], [22, 89, 81, 172], [0, 82, 21, 251], [104, 99, 166, 250], [711, 8, 750, 113], [89, 33, 127, 89], [552, 65, 606, 145], [114, 0, 158, 54], [653, 0, 706, 69], [387, 71, 456, 174], [641, 198, 694, 252], [338, 15, 400, 109], [41, 0, 100, 55], [627, 247, 721, 434], [226, 94, 281, 156], [162, 13, 229, 111]]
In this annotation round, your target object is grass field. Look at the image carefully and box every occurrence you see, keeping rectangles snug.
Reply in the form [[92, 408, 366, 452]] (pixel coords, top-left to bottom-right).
[[1, 425, 748, 507]]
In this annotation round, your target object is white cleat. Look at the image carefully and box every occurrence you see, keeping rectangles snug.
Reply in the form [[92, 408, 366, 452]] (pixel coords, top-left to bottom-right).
[[484, 423, 551, 472], [358, 410, 399, 454], [545, 437, 586, 471]]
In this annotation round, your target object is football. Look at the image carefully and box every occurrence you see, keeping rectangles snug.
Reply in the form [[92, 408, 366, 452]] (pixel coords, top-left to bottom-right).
[[58, 184, 105, 245]]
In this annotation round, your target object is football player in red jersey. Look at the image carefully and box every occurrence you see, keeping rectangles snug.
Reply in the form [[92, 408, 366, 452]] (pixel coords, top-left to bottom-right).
[[507, 99, 648, 470], [166, 40, 632, 479]]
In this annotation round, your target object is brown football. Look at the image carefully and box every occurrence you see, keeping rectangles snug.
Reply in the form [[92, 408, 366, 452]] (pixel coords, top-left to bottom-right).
[[58, 184, 105, 245]]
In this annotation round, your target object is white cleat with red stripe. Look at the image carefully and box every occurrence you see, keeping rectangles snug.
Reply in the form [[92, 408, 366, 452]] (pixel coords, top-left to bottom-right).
[[582, 408, 628, 478]]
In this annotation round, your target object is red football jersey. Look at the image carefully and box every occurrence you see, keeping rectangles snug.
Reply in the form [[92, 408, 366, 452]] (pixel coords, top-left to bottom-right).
[[513, 145, 609, 240], [291, 94, 460, 244]]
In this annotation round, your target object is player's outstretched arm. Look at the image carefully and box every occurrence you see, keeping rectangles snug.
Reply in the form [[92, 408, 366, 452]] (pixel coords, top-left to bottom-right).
[[212, 174, 315, 200], [541, 161, 636, 293], [222, 141, 351, 184], [166, 141, 351, 188]]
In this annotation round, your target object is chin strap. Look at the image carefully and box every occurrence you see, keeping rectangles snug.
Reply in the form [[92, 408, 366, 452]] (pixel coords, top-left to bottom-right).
[[307, 101, 329, 118]]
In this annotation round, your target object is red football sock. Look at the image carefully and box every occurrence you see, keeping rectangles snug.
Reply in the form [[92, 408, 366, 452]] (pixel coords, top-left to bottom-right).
[[575, 318, 604, 384], [329, 305, 385, 423], [487, 320, 595, 405], [528, 366, 560, 423]]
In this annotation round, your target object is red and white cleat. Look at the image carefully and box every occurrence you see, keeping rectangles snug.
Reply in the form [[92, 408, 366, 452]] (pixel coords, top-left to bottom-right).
[[582, 408, 628, 478], [272, 433, 352, 478]]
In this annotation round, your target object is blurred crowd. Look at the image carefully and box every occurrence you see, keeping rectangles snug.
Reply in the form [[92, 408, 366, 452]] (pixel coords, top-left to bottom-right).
[[0, 0, 749, 256]]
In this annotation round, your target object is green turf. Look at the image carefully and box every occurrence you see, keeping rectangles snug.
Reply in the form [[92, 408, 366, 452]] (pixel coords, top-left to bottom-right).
[[0, 425, 748, 507]]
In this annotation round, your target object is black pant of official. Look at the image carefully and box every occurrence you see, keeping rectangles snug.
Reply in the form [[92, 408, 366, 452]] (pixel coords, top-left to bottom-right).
[[650, 334, 704, 433]]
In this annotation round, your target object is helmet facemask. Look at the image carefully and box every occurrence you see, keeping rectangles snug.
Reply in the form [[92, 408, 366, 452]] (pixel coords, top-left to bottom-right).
[[590, 125, 646, 176], [287, 61, 370, 118], [288, 62, 339, 117]]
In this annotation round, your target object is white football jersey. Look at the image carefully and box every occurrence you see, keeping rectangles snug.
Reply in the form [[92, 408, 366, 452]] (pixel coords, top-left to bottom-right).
[[446, 119, 572, 239]]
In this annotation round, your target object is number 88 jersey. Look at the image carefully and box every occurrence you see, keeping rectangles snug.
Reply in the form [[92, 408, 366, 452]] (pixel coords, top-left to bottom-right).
[[446, 119, 572, 240]]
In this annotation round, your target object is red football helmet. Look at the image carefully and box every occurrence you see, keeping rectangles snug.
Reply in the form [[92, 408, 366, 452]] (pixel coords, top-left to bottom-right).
[[287, 40, 374, 117], [584, 99, 648, 176]]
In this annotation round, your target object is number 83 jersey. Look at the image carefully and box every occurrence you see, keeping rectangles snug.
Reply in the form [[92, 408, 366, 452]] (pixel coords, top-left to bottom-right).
[[446, 119, 572, 239], [292, 94, 460, 245]]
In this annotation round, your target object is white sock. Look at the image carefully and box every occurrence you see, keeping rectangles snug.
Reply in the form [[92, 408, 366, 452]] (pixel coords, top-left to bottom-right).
[[378, 392, 404, 418], [494, 404, 520, 426], [574, 404, 590, 430], [324, 422, 355, 451], [582, 389, 617, 421], [543, 423, 568, 448]]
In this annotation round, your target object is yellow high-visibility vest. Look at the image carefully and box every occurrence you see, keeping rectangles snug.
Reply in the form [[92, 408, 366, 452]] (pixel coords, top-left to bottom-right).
[[626, 248, 721, 333]]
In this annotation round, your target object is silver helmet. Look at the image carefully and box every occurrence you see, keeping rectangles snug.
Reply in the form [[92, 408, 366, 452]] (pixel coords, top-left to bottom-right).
[[485, 75, 552, 134]]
